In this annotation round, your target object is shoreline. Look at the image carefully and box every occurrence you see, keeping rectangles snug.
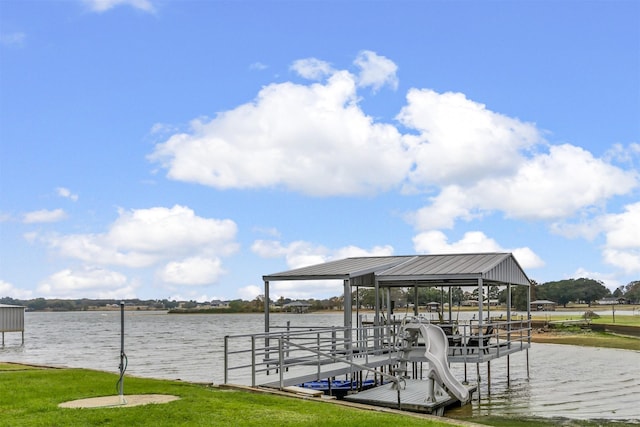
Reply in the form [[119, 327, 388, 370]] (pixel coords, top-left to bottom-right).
[[529, 328, 640, 351]]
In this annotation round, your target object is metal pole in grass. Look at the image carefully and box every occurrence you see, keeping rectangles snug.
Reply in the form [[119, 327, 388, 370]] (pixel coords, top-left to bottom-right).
[[118, 301, 126, 405]]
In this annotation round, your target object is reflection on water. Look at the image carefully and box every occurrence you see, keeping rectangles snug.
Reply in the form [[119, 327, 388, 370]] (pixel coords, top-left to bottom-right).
[[1, 311, 638, 423]]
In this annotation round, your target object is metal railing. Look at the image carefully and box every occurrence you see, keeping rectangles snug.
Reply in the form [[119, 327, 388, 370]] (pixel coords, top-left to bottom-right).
[[224, 324, 396, 387], [223, 318, 531, 388]]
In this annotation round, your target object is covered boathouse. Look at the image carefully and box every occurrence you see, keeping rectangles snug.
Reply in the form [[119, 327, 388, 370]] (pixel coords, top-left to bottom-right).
[[224, 252, 532, 415]]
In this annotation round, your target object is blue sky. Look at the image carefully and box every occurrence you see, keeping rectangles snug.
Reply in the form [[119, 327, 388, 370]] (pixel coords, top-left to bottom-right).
[[1, 0, 638, 302]]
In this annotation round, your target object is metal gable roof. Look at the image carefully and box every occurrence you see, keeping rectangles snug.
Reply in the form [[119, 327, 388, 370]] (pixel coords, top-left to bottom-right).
[[376, 252, 530, 286], [263, 253, 531, 286]]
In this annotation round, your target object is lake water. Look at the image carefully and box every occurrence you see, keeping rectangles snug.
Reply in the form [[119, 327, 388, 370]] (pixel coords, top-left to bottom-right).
[[1, 310, 638, 424]]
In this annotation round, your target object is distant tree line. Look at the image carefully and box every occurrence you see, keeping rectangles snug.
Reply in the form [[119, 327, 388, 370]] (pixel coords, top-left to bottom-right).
[[0, 297, 180, 312], [2, 279, 638, 313], [534, 278, 608, 307], [350, 278, 640, 311]]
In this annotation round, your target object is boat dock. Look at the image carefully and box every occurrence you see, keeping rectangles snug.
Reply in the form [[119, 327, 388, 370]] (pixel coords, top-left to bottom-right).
[[224, 253, 533, 416]]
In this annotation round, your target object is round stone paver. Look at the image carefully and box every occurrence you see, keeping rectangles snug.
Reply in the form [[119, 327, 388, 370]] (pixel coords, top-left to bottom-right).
[[59, 394, 180, 408]]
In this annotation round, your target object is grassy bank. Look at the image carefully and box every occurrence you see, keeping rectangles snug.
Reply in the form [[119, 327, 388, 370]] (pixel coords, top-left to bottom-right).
[[531, 312, 640, 327], [0, 363, 464, 427], [530, 329, 640, 350], [529, 313, 640, 350]]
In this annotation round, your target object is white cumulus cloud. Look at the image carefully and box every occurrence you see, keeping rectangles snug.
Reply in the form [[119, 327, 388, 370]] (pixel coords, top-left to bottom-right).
[[56, 187, 79, 201], [411, 144, 638, 230], [36, 266, 136, 299], [600, 202, 640, 275], [354, 50, 398, 92], [23, 208, 67, 224], [291, 58, 334, 80], [0, 279, 33, 299], [149, 62, 410, 196], [412, 230, 544, 270], [237, 285, 262, 301], [42, 205, 238, 271], [399, 89, 542, 189], [478, 144, 637, 220], [252, 239, 395, 298], [160, 256, 225, 286]]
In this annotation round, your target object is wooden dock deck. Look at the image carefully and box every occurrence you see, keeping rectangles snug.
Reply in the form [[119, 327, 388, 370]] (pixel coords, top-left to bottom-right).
[[344, 379, 477, 415]]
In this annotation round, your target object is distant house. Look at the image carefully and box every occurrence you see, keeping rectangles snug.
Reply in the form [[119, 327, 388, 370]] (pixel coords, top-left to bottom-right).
[[210, 300, 229, 308], [530, 300, 557, 311], [597, 297, 629, 305], [426, 302, 440, 312], [283, 301, 311, 313]]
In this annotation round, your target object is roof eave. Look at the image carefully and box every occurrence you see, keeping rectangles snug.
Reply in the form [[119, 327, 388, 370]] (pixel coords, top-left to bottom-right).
[[263, 273, 349, 281]]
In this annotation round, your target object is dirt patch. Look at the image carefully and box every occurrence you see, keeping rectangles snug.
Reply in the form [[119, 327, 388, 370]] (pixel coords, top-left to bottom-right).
[[58, 394, 180, 409]]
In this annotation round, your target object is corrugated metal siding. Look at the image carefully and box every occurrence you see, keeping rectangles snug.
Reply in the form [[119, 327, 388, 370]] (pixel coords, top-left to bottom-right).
[[482, 256, 530, 286], [0, 305, 25, 332]]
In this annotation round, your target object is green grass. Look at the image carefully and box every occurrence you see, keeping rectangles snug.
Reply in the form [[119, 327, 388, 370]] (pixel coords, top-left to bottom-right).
[[590, 314, 640, 326], [531, 313, 640, 326], [530, 330, 640, 350], [0, 364, 458, 427]]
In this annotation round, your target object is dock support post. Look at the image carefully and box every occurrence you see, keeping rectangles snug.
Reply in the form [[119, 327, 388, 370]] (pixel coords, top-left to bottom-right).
[[487, 360, 491, 395], [507, 354, 510, 387], [476, 363, 481, 401], [344, 279, 352, 336], [526, 348, 530, 379]]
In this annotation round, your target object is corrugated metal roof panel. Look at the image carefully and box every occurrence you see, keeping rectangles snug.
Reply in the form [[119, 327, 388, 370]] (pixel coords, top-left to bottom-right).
[[263, 256, 410, 281], [378, 253, 507, 275], [377, 253, 530, 285], [263, 253, 530, 286]]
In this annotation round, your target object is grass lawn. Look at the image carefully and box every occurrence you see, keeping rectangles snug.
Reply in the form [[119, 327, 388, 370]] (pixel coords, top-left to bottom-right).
[[531, 312, 640, 327], [528, 312, 640, 350], [530, 330, 640, 350], [0, 363, 461, 427]]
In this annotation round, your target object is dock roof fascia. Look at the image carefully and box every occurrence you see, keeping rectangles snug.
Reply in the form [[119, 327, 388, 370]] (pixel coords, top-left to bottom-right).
[[263, 253, 531, 287]]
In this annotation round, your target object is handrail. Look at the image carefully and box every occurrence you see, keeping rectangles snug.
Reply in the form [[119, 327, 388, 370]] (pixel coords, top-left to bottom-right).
[[223, 319, 531, 388], [279, 337, 403, 408]]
